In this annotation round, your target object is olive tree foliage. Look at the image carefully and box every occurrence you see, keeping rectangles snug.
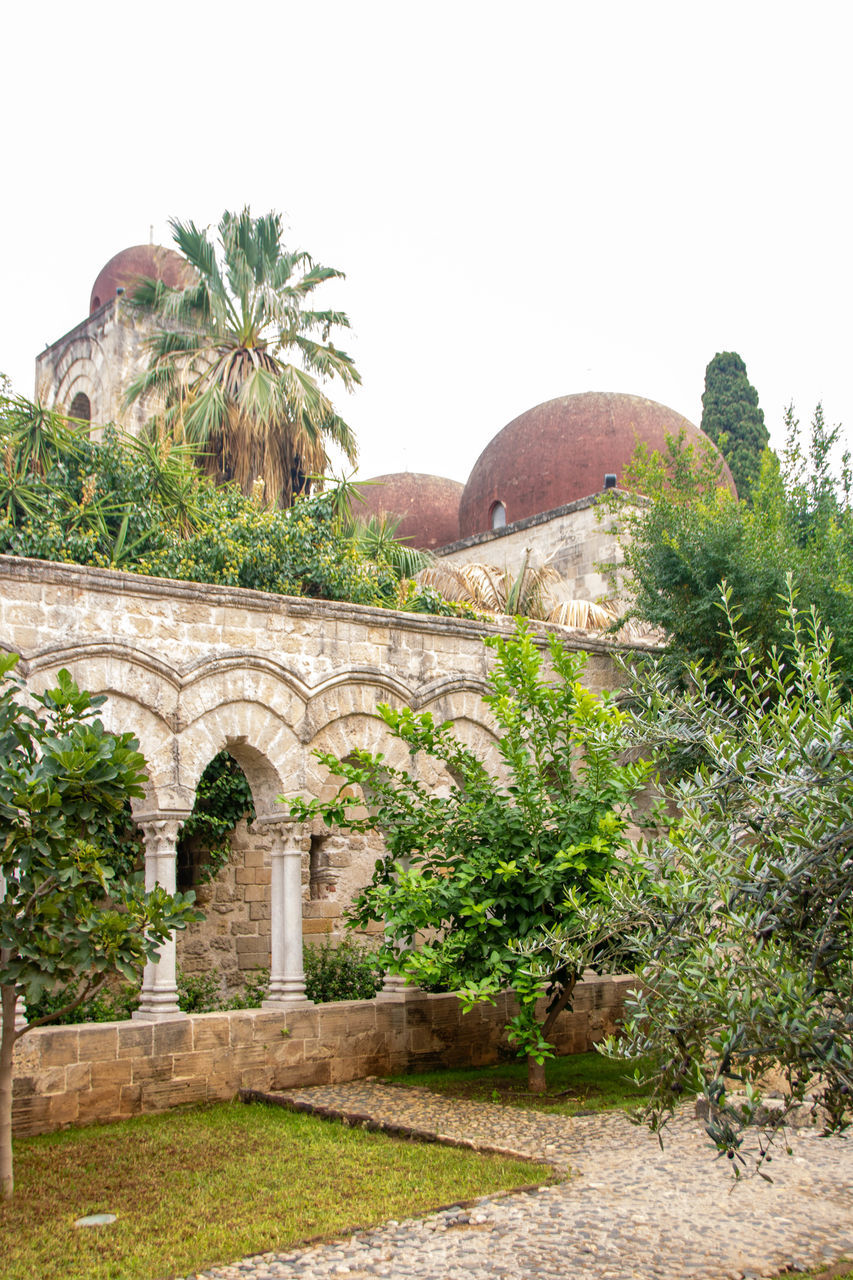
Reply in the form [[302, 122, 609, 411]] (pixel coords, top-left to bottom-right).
[[288, 623, 650, 1092], [0, 657, 199, 1198], [700, 351, 769, 501], [534, 586, 853, 1175]]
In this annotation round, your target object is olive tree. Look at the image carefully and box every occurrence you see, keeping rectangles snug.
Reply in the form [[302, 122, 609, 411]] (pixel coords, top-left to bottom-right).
[[540, 586, 853, 1175], [0, 656, 198, 1198]]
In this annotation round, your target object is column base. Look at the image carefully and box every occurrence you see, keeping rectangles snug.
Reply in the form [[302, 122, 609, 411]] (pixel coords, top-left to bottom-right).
[[132, 1008, 188, 1021], [262, 997, 315, 1010], [375, 969, 421, 1001]]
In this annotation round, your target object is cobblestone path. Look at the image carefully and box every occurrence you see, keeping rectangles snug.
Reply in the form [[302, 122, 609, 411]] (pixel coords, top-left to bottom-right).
[[180, 1081, 853, 1280]]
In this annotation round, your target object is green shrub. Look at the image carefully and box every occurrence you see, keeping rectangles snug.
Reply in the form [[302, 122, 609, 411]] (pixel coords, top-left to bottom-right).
[[303, 938, 383, 1003], [26, 981, 140, 1025]]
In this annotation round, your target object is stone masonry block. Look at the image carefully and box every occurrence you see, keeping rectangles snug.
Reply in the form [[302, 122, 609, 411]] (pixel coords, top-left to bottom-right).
[[152, 1021, 194, 1057], [89, 1059, 133, 1090], [192, 1014, 232, 1052], [131, 1055, 177, 1084], [47, 1090, 81, 1129], [77, 1086, 122, 1125], [281, 1007, 320, 1039], [116, 1023, 154, 1059], [345, 1004, 377, 1036], [76, 1026, 119, 1063], [38, 1028, 80, 1068]]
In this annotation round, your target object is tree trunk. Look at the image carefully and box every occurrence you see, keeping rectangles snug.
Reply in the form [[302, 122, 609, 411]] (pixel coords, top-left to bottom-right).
[[527, 1055, 546, 1094], [0, 983, 18, 1199]]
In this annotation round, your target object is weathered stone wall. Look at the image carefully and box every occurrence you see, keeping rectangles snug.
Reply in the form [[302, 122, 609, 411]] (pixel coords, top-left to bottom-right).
[[179, 820, 383, 991], [11, 976, 635, 1136], [34, 298, 165, 437], [0, 554, 622, 815], [0, 555, 632, 991], [438, 494, 626, 605]]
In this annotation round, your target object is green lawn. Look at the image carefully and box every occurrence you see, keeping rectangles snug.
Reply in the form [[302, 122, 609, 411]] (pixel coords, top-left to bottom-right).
[[0, 1101, 548, 1280], [390, 1050, 655, 1115]]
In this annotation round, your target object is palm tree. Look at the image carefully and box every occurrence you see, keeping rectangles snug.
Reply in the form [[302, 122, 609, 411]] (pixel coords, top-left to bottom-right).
[[126, 209, 360, 507]]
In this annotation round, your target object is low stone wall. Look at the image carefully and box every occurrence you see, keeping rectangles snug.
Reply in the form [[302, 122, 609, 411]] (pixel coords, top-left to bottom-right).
[[11, 976, 635, 1137]]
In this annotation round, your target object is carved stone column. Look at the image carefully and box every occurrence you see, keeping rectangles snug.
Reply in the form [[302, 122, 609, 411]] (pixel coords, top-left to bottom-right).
[[0, 868, 26, 1030], [375, 856, 420, 1001], [261, 819, 313, 1007], [133, 813, 191, 1021]]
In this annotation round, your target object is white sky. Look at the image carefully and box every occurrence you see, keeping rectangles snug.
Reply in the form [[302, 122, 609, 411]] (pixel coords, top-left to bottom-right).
[[3, 1, 851, 484]]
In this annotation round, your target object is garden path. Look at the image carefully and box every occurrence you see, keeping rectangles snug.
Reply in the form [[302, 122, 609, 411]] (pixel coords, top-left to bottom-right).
[[181, 1080, 853, 1280]]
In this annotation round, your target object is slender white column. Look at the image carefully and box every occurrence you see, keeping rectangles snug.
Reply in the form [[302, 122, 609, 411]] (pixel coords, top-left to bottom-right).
[[375, 855, 419, 1000], [133, 814, 190, 1021], [262, 819, 313, 1007], [0, 869, 26, 1030]]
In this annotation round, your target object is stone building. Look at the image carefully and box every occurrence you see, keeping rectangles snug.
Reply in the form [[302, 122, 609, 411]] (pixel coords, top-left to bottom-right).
[[35, 243, 192, 437], [27, 242, 733, 995]]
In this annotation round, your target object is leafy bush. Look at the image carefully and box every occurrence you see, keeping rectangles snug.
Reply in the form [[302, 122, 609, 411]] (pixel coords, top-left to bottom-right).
[[303, 938, 383, 1003], [177, 752, 255, 887], [289, 621, 650, 1089], [609, 406, 853, 688], [0, 400, 477, 619], [26, 980, 140, 1025]]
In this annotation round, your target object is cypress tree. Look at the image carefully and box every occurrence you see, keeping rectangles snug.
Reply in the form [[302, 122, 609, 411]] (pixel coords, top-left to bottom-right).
[[701, 351, 769, 501]]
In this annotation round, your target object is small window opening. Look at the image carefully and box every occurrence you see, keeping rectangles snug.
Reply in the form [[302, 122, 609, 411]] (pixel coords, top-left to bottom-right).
[[69, 392, 91, 424], [309, 834, 337, 900], [490, 500, 507, 531], [604, 473, 617, 490]]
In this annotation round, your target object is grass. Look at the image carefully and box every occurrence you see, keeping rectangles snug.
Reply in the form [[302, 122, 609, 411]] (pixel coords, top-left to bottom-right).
[[0, 1100, 549, 1280], [390, 1050, 655, 1115]]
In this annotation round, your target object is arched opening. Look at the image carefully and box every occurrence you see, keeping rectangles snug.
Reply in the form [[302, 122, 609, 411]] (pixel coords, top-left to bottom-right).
[[176, 750, 255, 892], [68, 391, 91, 425], [490, 500, 507, 531], [176, 749, 269, 1001]]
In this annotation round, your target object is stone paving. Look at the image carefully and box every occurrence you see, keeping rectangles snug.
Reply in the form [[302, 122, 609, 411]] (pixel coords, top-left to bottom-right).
[[179, 1081, 853, 1280]]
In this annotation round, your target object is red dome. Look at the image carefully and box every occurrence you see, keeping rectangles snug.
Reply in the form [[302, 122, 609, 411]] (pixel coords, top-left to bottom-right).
[[89, 244, 194, 314], [356, 473, 463, 550], [458, 391, 736, 537]]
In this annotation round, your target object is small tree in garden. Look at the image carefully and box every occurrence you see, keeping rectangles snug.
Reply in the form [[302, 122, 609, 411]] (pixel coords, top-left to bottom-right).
[[288, 622, 650, 1092], [540, 585, 853, 1175], [0, 656, 199, 1198]]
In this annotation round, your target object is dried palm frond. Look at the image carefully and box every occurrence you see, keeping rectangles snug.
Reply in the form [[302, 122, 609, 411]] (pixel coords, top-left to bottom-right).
[[546, 599, 619, 629], [418, 552, 556, 619]]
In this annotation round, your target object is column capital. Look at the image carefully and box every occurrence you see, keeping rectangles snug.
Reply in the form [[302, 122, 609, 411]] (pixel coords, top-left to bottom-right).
[[256, 815, 306, 852], [134, 811, 192, 854]]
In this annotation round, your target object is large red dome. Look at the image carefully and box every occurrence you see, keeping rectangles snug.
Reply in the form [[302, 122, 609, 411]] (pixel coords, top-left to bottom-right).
[[356, 473, 463, 550], [458, 391, 736, 537], [90, 244, 194, 314]]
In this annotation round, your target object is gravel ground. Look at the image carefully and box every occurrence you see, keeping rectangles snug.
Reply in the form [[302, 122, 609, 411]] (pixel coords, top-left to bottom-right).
[[178, 1080, 853, 1280]]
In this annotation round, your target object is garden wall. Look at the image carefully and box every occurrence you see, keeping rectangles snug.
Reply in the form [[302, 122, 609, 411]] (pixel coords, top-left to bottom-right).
[[11, 976, 635, 1137]]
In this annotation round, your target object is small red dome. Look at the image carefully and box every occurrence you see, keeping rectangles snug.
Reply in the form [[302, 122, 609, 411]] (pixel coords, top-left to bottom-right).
[[89, 244, 194, 314], [356, 473, 463, 550], [458, 391, 736, 537]]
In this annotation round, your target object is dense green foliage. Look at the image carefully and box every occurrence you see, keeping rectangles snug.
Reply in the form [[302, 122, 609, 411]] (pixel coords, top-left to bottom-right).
[[542, 589, 853, 1174], [0, 398, 462, 616], [127, 208, 359, 507], [612, 405, 853, 687], [303, 937, 383, 1002], [700, 350, 769, 500], [0, 658, 199, 1196], [177, 752, 256, 887], [289, 622, 650, 1086]]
